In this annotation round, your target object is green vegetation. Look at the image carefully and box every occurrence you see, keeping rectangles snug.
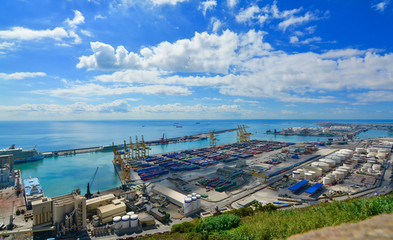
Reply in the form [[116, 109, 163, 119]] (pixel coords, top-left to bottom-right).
[[138, 195, 393, 240]]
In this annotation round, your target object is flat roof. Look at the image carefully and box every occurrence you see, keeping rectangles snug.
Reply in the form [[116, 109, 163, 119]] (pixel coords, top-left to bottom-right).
[[288, 180, 309, 191], [152, 184, 186, 206], [305, 183, 324, 194], [86, 194, 115, 205]]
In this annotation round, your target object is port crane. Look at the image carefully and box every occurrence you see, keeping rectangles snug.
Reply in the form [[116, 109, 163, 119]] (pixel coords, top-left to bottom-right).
[[209, 130, 218, 147], [237, 125, 252, 142], [85, 167, 99, 199]]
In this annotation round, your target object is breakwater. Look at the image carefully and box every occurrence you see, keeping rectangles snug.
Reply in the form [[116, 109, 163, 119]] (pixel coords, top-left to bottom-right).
[[41, 128, 237, 157]]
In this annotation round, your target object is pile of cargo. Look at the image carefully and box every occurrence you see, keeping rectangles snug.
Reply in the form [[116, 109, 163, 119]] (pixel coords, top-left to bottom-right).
[[199, 177, 237, 192], [135, 166, 169, 181], [185, 157, 219, 167], [264, 159, 282, 165]]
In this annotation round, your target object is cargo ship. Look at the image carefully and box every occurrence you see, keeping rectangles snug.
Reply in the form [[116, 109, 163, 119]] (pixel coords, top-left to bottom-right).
[[0, 144, 44, 164]]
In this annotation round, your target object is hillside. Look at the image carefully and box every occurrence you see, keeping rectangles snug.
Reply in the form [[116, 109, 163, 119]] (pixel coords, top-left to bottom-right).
[[137, 194, 393, 240]]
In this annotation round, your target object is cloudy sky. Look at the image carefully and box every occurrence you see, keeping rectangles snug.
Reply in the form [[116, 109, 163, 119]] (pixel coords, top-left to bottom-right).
[[1, 0, 393, 120]]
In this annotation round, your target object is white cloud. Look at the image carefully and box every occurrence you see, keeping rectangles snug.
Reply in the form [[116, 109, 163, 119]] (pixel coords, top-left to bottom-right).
[[78, 30, 272, 74], [80, 30, 92, 37], [227, 0, 238, 8], [234, 98, 259, 104], [199, 0, 217, 16], [0, 72, 46, 80], [0, 42, 15, 54], [281, 110, 296, 114], [202, 97, 222, 101], [278, 12, 316, 31], [0, 11, 84, 45], [373, 0, 390, 12], [0, 27, 69, 41], [65, 10, 85, 28], [210, 18, 222, 32], [351, 91, 393, 104], [151, 0, 188, 5], [290, 36, 299, 43], [36, 83, 191, 98], [133, 103, 241, 113], [94, 14, 107, 20], [0, 100, 131, 114], [236, 6, 260, 23], [285, 104, 296, 107]]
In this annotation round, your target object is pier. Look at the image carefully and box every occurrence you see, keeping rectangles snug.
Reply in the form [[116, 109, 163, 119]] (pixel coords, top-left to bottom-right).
[[41, 128, 237, 157]]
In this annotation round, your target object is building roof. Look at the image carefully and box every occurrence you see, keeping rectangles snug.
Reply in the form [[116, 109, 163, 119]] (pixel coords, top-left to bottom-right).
[[288, 180, 309, 191], [152, 184, 186, 206], [86, 194, 115, 206], [23, 177, 43, 196], [305, 183, 323, 194]]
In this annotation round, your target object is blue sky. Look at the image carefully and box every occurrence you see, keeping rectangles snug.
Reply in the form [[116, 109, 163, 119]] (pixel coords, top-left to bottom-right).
[[1, 0, 393, 120]]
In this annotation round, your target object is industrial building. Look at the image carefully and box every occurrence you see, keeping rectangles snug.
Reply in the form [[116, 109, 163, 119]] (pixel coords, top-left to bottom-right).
[[31, 193, 87, 233], [0, 154, 15, 189], [23, 177, 44, 208], [216, 166, 243, 179]]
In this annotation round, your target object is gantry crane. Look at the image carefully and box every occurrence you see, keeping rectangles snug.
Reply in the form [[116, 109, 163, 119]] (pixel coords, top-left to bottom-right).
[[237, 125, 252, 142], [209, 130, 218, 147], [250, 171, 268, 183]]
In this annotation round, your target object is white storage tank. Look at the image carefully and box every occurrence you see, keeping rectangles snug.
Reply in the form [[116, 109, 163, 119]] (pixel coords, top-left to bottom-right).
[[343, 163, 354, 170], [336, 153, 346, 161], [113, 216, 121, 230], [372, 164, 381, 171], [355, 148, 365, 154], [297, 169, 305, 177], [311, 162, 320, 168], [196, 194, 201, 210], [192, 192, 197, 197], [292, 171, 300, 179], [333, 171, 344, 180], [184, 197, 192, 216], [192, 196, 197, 212], [127, 211, 134, 217], [130, 214, 139, 228], [323, 176, 331, 185], [304, 173, 313, 180], [320, 159, 335, 167], [331, 155, 342, 163], [122, 215, 130, 229], [336, 169, 348, 176], [318, 162, 330, 171]]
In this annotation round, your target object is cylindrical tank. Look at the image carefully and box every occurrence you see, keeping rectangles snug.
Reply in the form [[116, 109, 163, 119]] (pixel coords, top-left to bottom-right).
[[196, 194, 201, 210], [323, 176, 331, 185], [337, 168, 348, 176], [121, 215, 130, 229], [130, 214, 139, 228], [308, 171, 316, 178], [187, 194, 192, 198], [318, 162, 330, 171], [297, 169, 305, 177], [331, 155, 342, 163], [113, 216, 121, 230], [127, 211, 135, 217], [192, 193, 197, 197], [333, 171, 344, 180], [93, 215, 99, 227], [304, 173, 313, 180], [372, 164, 381, 171], [191, 196, 197, 212], [311, 162, 320, 168], [184, 197, 192, 215], [343, 163, 354, 169], [292, 171, 300, 179], [335, 154, 346, 161], [355, 148, 365, 154]]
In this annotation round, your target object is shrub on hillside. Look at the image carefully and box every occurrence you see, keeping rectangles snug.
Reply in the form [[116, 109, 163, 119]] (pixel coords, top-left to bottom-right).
[[196, 214, 241, 233]]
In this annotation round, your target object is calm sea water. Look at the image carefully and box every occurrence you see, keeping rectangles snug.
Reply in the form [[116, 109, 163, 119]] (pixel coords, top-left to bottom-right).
[[1, 119, 392, 197]]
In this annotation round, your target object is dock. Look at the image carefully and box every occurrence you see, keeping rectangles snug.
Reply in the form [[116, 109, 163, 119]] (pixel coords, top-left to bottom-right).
[[41, 128, 237, 157]]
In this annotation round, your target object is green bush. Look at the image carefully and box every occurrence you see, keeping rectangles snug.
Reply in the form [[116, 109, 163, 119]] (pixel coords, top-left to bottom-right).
[[171, 221, 195, 233], [196, 214, 241, 233]]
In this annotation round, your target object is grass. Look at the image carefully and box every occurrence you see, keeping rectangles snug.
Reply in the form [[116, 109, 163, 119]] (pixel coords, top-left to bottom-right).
[[137, 194, 393, 240]]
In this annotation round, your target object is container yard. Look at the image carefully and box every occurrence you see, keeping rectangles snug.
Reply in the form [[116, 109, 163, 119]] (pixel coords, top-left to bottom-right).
[[1, 127, 393, 239]]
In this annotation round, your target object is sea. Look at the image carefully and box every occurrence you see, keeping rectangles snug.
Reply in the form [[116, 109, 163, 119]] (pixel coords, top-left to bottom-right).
[[1, 119, 392, 197]]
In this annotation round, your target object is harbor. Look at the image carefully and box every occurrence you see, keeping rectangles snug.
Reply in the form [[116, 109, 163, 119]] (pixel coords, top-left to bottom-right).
[[1, 127, 392, 239]]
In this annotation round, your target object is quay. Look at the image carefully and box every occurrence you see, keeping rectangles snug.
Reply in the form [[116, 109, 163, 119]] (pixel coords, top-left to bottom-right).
[[41, 128, 237, 157]]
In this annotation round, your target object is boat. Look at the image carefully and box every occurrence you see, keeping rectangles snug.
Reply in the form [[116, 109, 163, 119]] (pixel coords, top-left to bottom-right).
[[176, 125, 183, 128], [0, 144, 44, 164]]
